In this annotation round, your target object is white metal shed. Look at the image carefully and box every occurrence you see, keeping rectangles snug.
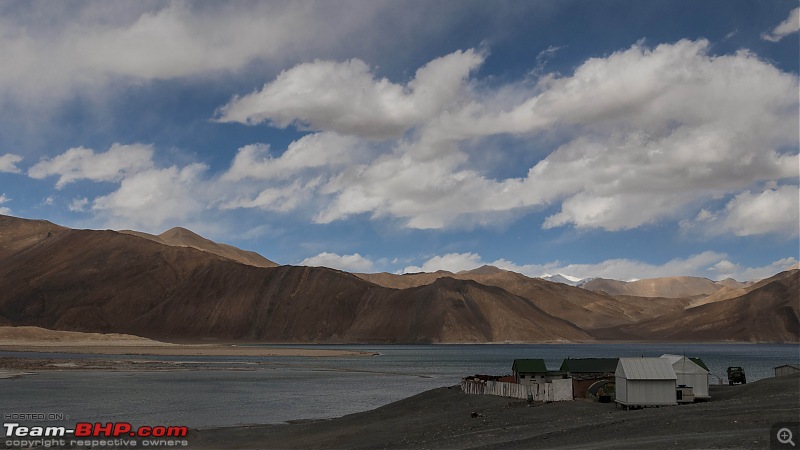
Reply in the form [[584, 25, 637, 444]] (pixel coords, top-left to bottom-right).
[[661, 354, 710, 400], [615, 358, 677, 408]]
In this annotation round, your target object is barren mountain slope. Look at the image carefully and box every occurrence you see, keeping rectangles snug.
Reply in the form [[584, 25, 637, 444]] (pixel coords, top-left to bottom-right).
[[356, 271, 457, 289], [358, 267, 689, 330], [348, 277, 590, 342], [592, 270, 800, 343], [582, 276, 724, 298], [0, 215, 67, 261], [120, 226, 277, 268], [0, 217, 588, 343], [688, 270, 796, 308]]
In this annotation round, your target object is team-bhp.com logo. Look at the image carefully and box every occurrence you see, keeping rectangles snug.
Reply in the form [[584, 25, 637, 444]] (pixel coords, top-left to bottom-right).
[[4, 422, 189, 447]]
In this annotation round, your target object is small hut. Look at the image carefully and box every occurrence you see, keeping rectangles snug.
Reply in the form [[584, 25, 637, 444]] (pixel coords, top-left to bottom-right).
[[512, 359, 548, 385], [615, 358, 677, 408], [661, 354, 710, 400]]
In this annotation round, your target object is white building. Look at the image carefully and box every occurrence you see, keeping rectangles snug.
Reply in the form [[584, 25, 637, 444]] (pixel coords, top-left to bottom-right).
[[615, 358, 677, 408], [661, 354, 710, 400]]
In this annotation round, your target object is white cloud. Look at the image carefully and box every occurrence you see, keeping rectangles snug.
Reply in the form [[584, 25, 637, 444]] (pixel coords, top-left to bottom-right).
[[492, 251, 731, 281], [314, 144, 504, 229], [92, 163, 208, 231], [0, 154, 22, 173], [762, 7, 800, 42], [28, 144, 154, 188], [403, 252, 484, 273], [682, 185, 800, 237], [404, 251, 797, 282], [223, 41, 797, 235], [68, 197, 89, 212], [0, 2, 417, 103], [222, 178, 324, 213], [222, 133, 366, 181], [704, 257, 799, 281], [0, 193, 11, 215], [299, 252, 376, 273], [720, 186, 799, 236], [216, 50, 484, 139]]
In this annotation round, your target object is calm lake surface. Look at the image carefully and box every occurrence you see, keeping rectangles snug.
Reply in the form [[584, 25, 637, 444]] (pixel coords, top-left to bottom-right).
[[2, 343, 798, 428]]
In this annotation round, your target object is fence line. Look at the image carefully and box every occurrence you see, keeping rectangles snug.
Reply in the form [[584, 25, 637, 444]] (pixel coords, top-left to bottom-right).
[[461, 379, 572, 402]]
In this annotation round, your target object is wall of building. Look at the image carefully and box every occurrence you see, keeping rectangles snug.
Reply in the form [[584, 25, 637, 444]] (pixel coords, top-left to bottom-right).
[[775, 366, 800, 377], [572, 376, 613, 398], [616, 377, 676, 406], [516, 373, 547, 385], [676, 372, 709, 398]]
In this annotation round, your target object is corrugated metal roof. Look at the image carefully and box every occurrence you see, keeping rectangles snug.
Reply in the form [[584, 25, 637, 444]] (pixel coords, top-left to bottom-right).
[[512, 358, 547, 373], [616, 358, 676, 380], [560, 358, 619, 373]]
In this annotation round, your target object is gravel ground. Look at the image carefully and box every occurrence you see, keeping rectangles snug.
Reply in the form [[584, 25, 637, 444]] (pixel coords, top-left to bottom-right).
[[190, 374, 800, 449]]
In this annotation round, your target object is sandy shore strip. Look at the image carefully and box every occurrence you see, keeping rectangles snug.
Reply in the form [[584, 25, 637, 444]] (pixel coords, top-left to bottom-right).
[[0, 369, 31, 379], [0, 326, 375, 357], [0, 343, 373, 357]]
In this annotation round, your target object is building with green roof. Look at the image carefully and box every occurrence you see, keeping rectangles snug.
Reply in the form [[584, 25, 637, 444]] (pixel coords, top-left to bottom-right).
[[560, 358, 619, 374], [512, 358, 548, 385], [560, 358, 619, 399]]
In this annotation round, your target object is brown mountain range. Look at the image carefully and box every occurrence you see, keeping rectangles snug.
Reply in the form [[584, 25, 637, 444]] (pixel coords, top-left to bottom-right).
[[591, 269, 799, 342], [0, 215, 796, 343], [0, 215, 587, 342], [581, 276, 745, 298], [120, 227, 277, 268], [356, 267, 692, 330]]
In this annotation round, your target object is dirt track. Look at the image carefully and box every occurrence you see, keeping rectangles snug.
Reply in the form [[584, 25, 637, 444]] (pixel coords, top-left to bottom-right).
[[191, 374, 800, 449]]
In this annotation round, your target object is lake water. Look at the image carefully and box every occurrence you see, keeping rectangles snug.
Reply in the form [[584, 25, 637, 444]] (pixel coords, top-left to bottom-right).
[[1, 343, 797, 428]]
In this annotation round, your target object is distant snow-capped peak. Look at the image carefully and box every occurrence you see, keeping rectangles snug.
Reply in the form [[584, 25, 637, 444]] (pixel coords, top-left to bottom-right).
[[540, 273, 593, 286]]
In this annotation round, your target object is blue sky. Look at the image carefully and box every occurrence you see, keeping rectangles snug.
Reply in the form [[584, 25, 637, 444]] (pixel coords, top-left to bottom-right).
[[0, 0, 798, 281]]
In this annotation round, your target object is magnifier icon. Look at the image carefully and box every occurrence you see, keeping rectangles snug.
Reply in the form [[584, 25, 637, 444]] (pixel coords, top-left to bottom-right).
[[778, 428, 796, 447]]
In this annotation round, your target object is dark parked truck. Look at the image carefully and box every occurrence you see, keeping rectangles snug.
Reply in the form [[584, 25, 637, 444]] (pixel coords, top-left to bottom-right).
[[727, 366, 747, 385]]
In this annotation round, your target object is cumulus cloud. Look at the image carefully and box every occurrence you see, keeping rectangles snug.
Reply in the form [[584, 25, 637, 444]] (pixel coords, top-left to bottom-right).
[[216, 50, 484, 139], [403, 252, 484, 273], [236, 41, 797, 234], [68, 197, 90, 212], [404, 251, 798, 282], [0, 154, 22, 173], [28, 144, 154, 188], [314, 144, 505, 229], [20, 39, 797, 242], [0, 1, 415, 102], [719, 186, 800, 236], [762, 7, 800, 42], [222, 133, 366, 181], [299, 252, 376, 272], [0, 193, 11, 215], [682, 185, 800, 237], [222, 178, 324, 213], [92, 164, 208, 231]]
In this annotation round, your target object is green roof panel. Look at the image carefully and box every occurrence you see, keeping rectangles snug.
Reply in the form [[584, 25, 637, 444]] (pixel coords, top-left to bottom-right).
[[512, 358, 548, 373]]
